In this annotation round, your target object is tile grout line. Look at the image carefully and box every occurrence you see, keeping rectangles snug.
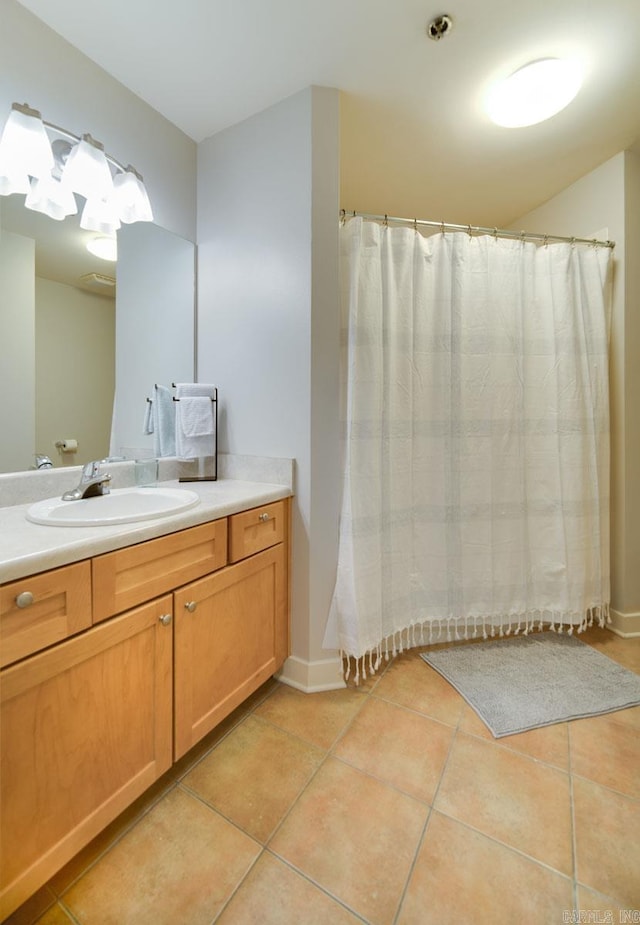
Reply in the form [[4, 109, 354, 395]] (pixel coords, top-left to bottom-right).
[[438, 703, 576, 884], [54, 898, 83, 925], [242, 661, 398, 924], [206, 844, 264, 925], [391, 670, 467, 925], [567, 720, 580, 916], [201, 680, 379, 925], [261, 849, 373, 925], [430, 806, 576, 883]]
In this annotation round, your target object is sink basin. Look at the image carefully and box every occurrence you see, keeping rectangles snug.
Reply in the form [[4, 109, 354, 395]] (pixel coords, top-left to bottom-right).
[[26, 486, 200, 527]]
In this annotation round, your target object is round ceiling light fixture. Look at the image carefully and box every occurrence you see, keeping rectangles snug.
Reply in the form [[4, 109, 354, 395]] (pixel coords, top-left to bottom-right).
[[86, 235, 117, 261], [486, 58, 583, 127]]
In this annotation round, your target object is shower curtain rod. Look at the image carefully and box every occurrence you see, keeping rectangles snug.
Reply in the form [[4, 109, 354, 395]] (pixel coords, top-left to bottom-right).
[[340, 209, 615, 249]]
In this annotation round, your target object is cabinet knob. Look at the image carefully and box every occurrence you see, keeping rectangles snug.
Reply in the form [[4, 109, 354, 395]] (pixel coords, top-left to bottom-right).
[[159, 613, 172, 626], [184, 601, 198, 613], [15, 591, 34, 609], [259, 512, 270, 522]]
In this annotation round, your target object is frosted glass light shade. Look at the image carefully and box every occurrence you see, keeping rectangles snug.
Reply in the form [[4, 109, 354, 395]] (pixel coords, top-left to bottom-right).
[[0, 103, 54, 180], [80, 196, 121, 235], [25, 174, 78, 220], [0, 170, 30, 197], [113, 166, 154, 223], [486, 59, 582, 128], [62, 134, 114, 200]]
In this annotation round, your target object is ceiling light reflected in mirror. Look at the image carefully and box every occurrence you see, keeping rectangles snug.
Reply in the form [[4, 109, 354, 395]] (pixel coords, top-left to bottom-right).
[[86, 236, 117, 261]]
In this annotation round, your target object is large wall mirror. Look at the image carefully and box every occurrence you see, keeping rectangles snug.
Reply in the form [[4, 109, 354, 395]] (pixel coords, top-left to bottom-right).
[[0, 196, 195, 475]]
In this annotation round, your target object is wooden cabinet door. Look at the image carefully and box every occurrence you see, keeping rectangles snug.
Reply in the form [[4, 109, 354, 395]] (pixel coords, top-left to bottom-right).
[[0, 595, 173, 920], [174, 544, 287, 759]]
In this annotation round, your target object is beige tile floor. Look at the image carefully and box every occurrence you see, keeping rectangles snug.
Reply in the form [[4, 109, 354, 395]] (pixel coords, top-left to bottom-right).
[[6, 626, 640, 925]]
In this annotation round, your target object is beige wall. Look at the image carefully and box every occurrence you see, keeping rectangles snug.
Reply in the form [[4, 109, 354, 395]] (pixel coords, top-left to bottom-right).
[[35, 279, 115, 468], [623, 151, 640, 614], [0, 229, 35, 471], [511, 152, 639, 630]]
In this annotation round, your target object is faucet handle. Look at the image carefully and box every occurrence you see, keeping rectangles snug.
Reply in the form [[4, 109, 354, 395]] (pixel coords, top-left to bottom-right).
[[82, 460, 101, 479]]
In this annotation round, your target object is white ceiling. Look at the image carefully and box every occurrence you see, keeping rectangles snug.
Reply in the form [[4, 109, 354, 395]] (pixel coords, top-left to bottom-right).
[[13, 0, 640, 227]]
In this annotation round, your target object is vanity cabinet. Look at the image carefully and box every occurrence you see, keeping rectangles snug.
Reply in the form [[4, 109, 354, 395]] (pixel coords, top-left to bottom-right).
[[0, 496, 290, 920]]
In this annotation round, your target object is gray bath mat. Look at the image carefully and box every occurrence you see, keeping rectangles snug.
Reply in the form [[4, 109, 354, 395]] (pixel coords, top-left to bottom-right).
[[420, 632, 640, 738]]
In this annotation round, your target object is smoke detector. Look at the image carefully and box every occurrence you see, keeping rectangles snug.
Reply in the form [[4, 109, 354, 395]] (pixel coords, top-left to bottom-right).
[[427, 14, 453, 40]]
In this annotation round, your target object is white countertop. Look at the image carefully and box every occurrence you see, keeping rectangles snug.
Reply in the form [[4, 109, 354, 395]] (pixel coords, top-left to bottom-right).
[[0, 479, 292, 584]]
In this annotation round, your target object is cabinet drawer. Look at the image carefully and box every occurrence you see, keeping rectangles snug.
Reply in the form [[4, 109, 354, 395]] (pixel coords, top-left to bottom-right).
[[0, 561, 92, 668], [228, 500, 286, 563], [92, 519, 227, 623]]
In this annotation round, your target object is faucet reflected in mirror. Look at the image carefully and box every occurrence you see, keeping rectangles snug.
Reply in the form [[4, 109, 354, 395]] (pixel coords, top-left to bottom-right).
[[0, 201, 196, 475], [34, 454, 53, 469]]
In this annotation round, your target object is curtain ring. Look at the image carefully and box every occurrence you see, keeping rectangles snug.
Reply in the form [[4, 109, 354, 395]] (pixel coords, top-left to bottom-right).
[[384, 214, 388, 226], [570, 236, 576, 247], [413, 218, 418, 232], [493, 227, 498, 239], [543, 234, 549, 247], [467, 224, 472, 237], [520, 230, 526, 243], [441, 221, 446, 235]]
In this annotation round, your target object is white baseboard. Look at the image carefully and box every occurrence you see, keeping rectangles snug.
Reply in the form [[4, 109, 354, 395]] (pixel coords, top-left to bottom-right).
[[276, 654, 345, 692], [608, 609, 640, 637]]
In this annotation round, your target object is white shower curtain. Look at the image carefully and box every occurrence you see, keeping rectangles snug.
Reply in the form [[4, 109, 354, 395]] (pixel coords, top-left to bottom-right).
[[324, 217, 612, 678]]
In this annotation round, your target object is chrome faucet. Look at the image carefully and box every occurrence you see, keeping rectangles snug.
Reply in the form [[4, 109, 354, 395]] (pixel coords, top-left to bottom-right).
[[34, 454, 53, 469], [62, 460, 112, 500]]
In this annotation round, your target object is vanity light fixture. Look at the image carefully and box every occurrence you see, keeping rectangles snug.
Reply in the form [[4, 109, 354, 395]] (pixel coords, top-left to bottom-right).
[[486, 58, 583, 127], [62, 134, 114, 201], [86, 236, 117, 261], [0, 103, 53, 184], [113, 166, 153, 223], [0, 102, 153, 232]]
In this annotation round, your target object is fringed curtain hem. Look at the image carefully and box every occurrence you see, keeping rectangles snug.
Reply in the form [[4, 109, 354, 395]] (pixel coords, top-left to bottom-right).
[[340, 604, 611, 684]]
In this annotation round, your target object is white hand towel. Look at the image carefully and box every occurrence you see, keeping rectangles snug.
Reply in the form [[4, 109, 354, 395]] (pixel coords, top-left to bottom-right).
[[153, 384, 177, 458], [175, 383, 216, 459], [179, 397, 214, 436]]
